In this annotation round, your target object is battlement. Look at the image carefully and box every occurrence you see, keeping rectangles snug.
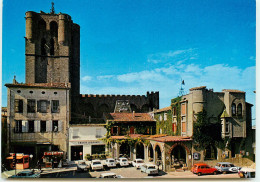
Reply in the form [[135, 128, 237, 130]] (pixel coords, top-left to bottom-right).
[[80, 91, 159, 98]]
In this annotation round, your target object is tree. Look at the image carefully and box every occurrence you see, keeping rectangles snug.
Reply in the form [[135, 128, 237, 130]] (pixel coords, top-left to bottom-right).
[[193, 109, 222, 149]]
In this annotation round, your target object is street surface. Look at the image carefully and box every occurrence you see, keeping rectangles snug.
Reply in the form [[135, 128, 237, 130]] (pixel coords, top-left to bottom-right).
[[40, 165, 240, 179]]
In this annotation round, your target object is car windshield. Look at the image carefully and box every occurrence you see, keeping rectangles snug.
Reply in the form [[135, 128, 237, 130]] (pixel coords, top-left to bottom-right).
[[79, 162, 86, 165], [137, 160, 144, 163], [93, 162, 101, 165], [109, 160, 114, 162], [148, 166, 156, 169], [104, 175, 116, 178], [122, 159, 127, 162]]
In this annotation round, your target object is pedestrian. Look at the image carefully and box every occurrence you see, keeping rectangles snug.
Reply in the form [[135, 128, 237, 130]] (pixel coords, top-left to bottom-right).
[[37, 160, 41, 171]]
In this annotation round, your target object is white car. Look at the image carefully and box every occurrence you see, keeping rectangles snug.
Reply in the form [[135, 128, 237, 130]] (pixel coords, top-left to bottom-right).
[[105, 158, 116, 168], [99, 173, 124, 178], [117, 157, 129, 167], [77, 160, 90, 171], [140, 164, 159, 175], [132, 158, 145, 169], [91, 160, 103, 171]]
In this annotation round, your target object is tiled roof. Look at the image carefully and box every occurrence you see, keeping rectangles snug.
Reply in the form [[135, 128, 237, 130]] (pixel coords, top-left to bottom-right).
[[189, 86, 206, 91], [222, 89, 245, 93], [5, 82, 71, 89], [148, 136, 192, 142], [153, 106, 171, 113], [106, 113, 155, 122]]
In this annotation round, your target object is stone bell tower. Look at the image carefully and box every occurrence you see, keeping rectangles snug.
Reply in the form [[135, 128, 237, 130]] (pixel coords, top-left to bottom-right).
[[25, 3, 80, 96]]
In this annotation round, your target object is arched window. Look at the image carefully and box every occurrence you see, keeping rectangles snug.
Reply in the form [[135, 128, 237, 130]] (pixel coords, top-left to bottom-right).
[[50, 38, 54, 55], [237, 103, 242, 116], [50, 21, 58, 37], [41, 38, 46, 55], [231, 103, 236, 116]]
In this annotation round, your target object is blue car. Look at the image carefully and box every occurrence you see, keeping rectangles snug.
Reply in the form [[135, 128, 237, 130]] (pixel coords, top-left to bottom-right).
[[9, 170, 41, 178]]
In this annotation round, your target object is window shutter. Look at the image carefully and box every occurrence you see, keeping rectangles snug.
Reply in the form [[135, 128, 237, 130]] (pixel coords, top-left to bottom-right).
[[34, 120, 38, 132], [37, 120, 41, 132], [58, 120, 63, 132], [58, 101, 60, 113], [37, 101, 40, 112], [111, 127, 113, 135], [22, 120, 27, 132], [46, 120, 52, 132], [47, 101, 50, 112], [118, 127, 121, 135]]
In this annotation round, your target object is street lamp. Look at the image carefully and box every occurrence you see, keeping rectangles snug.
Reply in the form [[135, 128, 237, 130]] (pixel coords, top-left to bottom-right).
[[30, 154, 33, 170]]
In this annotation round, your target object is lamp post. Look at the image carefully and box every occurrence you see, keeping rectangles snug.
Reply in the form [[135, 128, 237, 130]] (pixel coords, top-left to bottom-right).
[[30, 154, 33, 170]]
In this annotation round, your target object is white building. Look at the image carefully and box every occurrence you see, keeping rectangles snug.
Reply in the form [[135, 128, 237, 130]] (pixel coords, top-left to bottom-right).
[[68, 123, 107, 161]]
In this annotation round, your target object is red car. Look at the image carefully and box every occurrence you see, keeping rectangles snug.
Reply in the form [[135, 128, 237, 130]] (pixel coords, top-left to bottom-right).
[[192, 163, 218, 176]]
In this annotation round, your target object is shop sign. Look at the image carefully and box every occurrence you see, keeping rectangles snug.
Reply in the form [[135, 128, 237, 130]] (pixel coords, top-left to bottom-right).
[[71, 140, 102, 145]]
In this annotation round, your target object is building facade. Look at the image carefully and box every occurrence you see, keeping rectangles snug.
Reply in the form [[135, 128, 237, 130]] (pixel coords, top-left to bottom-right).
[[68, 123, 107, 161], [151, 86, 254, 171], [5, 82, 70, 162]]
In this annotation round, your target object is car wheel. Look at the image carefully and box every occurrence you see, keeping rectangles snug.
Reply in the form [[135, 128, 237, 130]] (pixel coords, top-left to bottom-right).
[[198, 172, 202, 176], [223, 171, 227, 174], [213, 171, 217, 175]]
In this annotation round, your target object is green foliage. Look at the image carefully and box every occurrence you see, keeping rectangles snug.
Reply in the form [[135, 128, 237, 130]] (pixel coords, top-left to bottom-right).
[[171, 96, 182, 136], [193, 109, 223, 148], [85, 154, 92, 161]]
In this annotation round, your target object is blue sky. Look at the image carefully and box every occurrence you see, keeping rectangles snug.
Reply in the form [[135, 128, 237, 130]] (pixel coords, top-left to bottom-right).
[[1, 0, 256, 123]]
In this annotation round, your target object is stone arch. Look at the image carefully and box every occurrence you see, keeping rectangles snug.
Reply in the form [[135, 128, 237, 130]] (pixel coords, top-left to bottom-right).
[[168, 143, 191, 155], [50, 21, 58, 37], [154, 143, 162, 162], [170, 144, 187, 168], [148, 143, 154, 162], [119, 142, 130, 158], [204, 145, 217, 160], [97, 103, 110, 118], [135, 142, 145, 159], [141, 104, 149, 112]]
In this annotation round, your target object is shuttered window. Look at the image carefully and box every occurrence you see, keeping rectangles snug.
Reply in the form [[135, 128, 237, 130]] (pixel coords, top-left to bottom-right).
[[172, 123, 177, 134], [51, 100, 59, 113], [37, 100, 49, 113], [40, 121, 46, 132], [15, 120, 22, 133], [53, 120, 58, 132], [15, 99, 23, 113], [181, 103, 186, 115], [28, 120, 34, 133], [182, 122, 186, 132], [27, 99, 36, 113]]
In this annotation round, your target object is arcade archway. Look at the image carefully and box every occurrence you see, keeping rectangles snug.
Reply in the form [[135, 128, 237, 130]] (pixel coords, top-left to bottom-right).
[[119, 142, 130, 158], [136, 142, 144, 159]]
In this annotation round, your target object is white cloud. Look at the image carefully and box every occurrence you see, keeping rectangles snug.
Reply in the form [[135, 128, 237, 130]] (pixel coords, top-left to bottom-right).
[[147, 48, 198, 64], [82, 75, 92, 81], [97, 75, 114, 80]]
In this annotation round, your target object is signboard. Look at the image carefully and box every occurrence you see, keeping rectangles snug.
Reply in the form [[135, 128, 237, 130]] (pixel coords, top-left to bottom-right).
[[193, 152, 200, 160], [114, 100, 131, 113], [70, 140, 103, 145], [44, 151, 63, 156]]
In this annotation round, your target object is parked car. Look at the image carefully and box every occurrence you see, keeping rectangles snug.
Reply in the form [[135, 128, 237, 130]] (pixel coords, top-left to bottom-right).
[[77, 160, 90, 172], [238, 167, 255, 178], [215, 162, 241, 173], [9, 170, 41, 178], [62, 159, 70, 167], [192, 163, 218, 176], [104, 158, 117, 168], [140, 164, 159, 175], [99, 173, 124, 178], [91, 160, 103, 171], [132, 158, 145, 169], [116, 157, 129, 167]]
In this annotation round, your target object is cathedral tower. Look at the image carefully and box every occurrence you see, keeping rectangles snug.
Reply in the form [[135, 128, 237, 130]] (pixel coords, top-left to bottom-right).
[[25, 7, 80, 96]]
